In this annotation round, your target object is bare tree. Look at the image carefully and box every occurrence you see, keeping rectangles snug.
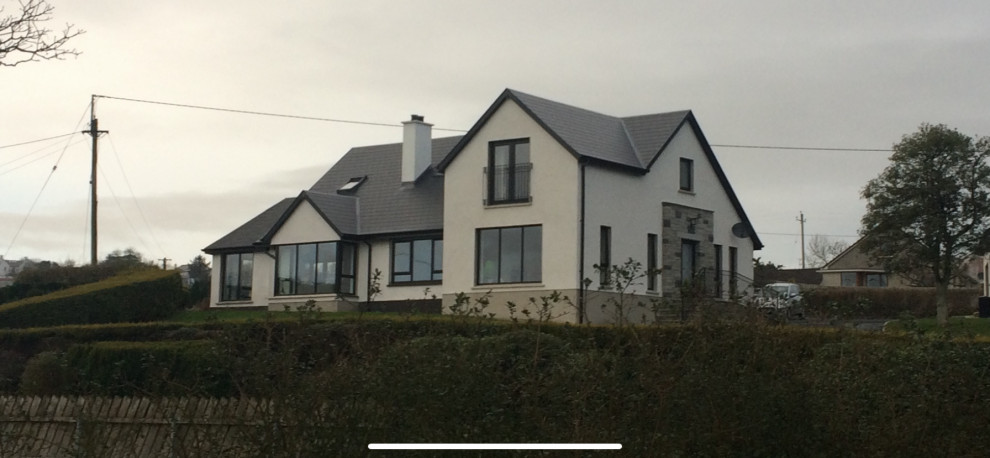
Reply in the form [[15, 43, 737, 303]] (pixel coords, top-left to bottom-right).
[[806, 234, 848, 268], [0, 0, 83, 67]]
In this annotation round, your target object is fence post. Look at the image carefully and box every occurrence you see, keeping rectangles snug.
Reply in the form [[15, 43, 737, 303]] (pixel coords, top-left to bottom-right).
[[169, 416, 178, 458]]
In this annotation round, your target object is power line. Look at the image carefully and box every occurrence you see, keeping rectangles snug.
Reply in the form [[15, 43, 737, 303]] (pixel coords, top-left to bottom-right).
[[760, 231, 859, 238], [106, 134, 167, 258], [0, 132, 77, 150], [710, 144, 891, 152], [93, 94, 471, 133], [80, 95, 899, 152]]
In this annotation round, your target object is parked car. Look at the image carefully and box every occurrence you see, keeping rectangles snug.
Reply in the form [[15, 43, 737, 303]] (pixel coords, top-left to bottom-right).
[[756, 282, 804, 319]]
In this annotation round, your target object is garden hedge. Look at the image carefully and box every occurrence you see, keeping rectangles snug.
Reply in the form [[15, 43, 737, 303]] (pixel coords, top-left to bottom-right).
[[802, 286, 980, 319], [0, 269, 184, 329]]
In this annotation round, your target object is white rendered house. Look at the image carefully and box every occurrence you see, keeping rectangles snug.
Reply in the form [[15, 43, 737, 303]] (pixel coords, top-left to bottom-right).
[[203, 90, 762, 323]]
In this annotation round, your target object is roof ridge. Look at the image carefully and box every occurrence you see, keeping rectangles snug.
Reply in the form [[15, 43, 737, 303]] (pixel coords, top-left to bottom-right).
[[618, 118, 645, 168], [506, 88, 620, 120]]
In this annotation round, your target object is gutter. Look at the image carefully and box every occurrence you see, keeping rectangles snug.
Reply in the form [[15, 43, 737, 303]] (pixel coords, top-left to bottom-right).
[[577, 159, 587, 324], [363, 240, 373, 306]]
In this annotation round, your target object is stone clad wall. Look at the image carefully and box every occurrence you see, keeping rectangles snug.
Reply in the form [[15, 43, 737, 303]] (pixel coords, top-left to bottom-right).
[[661, 202, 715, 297]]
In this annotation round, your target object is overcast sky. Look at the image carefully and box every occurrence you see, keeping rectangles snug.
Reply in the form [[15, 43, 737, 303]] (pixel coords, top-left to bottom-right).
[[2, 0, 989, 269]]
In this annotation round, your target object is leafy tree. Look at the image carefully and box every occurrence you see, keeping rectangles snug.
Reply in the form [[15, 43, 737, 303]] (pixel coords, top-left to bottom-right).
[[860, 123, 990, 326], [806, 235, 849, 268], [187, 255, 211, 307], [0, 0, 83, 67], [103, 248, 149, 270]]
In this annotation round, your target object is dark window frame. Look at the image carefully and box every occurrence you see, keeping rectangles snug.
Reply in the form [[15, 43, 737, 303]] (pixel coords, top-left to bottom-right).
[[714, 244, 723, 297], [647, 233, 658, 291], [679, 158, 694, 192], [600, 226, 612, 286], [729, 246, 739, 296], [274, 241, 357, 297], [680, 239, 698, 285], [220, 252, 253, 302], [487, 138, 532, 205], [391, 237, 443, 285], [475, 224, 542, 285]]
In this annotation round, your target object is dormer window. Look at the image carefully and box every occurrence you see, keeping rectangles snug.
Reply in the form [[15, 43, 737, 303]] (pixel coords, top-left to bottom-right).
[[487, 139, 531, 205], [338, 176, 366, 194]]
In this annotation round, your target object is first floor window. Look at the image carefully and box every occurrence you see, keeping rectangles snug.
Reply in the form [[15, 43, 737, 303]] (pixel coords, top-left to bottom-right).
[[221, 253, 253, 301], [392, 238, 443, 283], [679, 158, 694, 192], [488, 139, 532, 204], [840, 272, 856, 287], [477, 225, 542, 285], [276, 241, 356, 296]]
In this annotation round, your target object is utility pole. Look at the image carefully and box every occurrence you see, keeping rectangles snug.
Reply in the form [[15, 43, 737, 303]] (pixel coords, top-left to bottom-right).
[[160, 257, 171, 270], [796, 211, 807, 268], [83, 95, 108, 265]]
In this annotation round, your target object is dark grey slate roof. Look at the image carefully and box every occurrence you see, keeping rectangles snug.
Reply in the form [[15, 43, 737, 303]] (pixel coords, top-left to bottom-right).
[[622, 111, 691, 168], [203, 198, 294, 253], [438, 89, 692, 173], [309, 136, 462, 235], [204, 136, 461, 253]]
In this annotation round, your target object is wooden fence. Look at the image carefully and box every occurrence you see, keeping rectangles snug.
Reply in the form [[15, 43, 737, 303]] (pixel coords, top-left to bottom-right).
[[0, 396, 275, 457]]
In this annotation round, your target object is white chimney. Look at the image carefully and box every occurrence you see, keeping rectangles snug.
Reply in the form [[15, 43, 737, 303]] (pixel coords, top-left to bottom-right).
[[402, 114, 433, 183]]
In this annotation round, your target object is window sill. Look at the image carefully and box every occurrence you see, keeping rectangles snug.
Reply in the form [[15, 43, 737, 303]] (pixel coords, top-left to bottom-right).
[[388, 280, 442, 287], [472, 283, 545, 291], [484, 199, 533, 209], [269, 293, 358, 301], [216, 300, 254, 306], [678, 189, 696, 196]]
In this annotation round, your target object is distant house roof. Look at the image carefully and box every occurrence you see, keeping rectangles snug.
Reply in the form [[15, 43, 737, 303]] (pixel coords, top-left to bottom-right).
[[818, 238, 886, 273]]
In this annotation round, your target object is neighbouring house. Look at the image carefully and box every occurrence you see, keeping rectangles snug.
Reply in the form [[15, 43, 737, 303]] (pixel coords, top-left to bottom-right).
[[818, 238, 909, 287], [0, 256, 12, 288], [819, 238, 985, 288], [203, 89, 763, 323]]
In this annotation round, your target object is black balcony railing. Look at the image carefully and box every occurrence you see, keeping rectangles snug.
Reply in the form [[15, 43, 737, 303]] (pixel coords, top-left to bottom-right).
[[486, 162, 532, 204]]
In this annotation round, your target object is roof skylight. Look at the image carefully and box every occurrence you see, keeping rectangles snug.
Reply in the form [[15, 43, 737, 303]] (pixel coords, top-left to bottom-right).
[[338, 176, 366, 193]]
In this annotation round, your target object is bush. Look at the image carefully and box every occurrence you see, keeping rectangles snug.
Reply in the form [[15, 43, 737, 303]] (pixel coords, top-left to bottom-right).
[[0, 269, 184, 329], [19, 351, 73, 395], [64, 340, 230, 396]]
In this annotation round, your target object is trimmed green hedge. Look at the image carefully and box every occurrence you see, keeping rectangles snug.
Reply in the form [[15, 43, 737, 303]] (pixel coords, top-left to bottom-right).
[[0, 269, 184, 329], [803, 286, 980, 319], [34, 340, 231, 397]]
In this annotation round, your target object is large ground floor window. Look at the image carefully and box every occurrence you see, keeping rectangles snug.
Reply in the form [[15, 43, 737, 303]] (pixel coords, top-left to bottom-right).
[[221, 253, 253, 301], [392, 238, 442, 284], [477, 225, 542, 285], [276, 241, 356, 296]]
